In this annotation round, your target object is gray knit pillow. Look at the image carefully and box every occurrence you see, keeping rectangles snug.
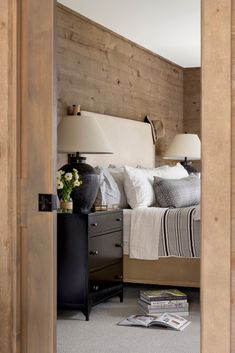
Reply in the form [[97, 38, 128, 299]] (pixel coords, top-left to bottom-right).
[[153, 175, 200, 208]]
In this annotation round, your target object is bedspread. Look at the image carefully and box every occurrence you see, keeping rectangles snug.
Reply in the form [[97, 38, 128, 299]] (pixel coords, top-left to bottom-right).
[[123, 205, 200, 259]]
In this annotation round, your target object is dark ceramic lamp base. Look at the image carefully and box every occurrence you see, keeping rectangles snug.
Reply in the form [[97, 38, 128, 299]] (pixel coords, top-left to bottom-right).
[[59, 155, 99, 213], [180, 157, 198, 174]]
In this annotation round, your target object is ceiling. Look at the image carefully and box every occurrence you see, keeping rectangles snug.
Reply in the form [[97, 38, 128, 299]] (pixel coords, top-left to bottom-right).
[[58, 0, 201, 68]]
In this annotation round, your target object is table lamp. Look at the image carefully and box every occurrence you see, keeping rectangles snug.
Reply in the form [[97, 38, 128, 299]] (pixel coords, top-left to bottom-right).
[[163, 133, 201, 173], [58, 114, 113, 213]]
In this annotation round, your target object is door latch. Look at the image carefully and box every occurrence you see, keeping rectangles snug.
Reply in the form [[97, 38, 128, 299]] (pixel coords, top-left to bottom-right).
[[38, 194, 57, 212]]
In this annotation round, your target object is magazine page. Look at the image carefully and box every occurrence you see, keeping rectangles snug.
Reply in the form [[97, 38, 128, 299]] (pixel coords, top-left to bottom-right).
[[127, 315, 155, 327], [154, 313, 190, 331], [117, 317, 138, 327], [117, 315, 153, 327], [118, 314, 191, 331]]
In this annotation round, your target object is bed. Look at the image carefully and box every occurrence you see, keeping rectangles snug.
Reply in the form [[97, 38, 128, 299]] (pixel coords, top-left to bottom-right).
[[82, 110, 200, 288], [123, 206, 200, 287]]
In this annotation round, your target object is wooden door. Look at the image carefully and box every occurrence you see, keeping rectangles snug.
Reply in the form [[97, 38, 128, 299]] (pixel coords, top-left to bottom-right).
[[20, 0, 57, 352], [0, 0, 56, 352]]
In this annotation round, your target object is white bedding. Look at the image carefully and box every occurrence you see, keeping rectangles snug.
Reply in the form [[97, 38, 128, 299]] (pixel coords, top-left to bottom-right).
[[123, 205, 200, 259], [124, 208, 166, 260]]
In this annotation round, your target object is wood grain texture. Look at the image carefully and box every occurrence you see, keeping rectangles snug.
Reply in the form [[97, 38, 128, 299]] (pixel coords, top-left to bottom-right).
[[183, 68, 201, 170], [56, 4, 184, 167], [232, 0, 235, 350], [123, 256, 200, 287], [0, 1, 19, 352], [20, 0, 56, 352], [183, 68, 201, 137], [201, 1, 231, 352]]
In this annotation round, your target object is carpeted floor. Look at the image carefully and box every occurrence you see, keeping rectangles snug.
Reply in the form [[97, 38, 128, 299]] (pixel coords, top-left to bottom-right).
[[57, 285, 200, 353]]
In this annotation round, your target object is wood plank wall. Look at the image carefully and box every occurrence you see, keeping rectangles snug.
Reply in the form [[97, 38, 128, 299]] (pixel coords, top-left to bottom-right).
[[57, 4, 184, 166], [183, 68, 201, 170], [183, 68, 201, 138]]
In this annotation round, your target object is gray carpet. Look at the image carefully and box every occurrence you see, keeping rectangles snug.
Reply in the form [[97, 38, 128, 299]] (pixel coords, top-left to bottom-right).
[[57, 285, 200, 353]]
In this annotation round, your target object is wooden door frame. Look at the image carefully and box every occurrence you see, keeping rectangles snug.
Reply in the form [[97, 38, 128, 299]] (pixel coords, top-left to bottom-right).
[[201, 1, 231, 352], [0, 0, 233, 352], [0, 0, 19, 352], [0, 0, 20, 352], [0, 0, 56, 352]]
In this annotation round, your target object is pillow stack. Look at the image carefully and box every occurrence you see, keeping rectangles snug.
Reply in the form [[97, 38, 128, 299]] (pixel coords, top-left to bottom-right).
[[123, 163, 189, 209], [94, 163, 200, 210]]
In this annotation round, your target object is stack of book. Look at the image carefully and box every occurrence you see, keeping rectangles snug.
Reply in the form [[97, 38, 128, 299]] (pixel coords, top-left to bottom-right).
[[138, 289, 189, 316]]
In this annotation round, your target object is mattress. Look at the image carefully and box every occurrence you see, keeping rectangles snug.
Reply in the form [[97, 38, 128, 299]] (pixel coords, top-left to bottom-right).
[[123, 206, 200, 259]]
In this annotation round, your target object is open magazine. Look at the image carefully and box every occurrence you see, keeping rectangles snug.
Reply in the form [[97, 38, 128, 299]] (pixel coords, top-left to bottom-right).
[[118, 313, 190, 331]]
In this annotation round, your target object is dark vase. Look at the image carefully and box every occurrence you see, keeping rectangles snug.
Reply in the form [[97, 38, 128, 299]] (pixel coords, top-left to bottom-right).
[[58, 160, 99, 214]]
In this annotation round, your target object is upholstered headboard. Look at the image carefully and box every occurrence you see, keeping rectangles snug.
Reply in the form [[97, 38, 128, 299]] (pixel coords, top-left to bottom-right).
[[80, 111, 155, 168]]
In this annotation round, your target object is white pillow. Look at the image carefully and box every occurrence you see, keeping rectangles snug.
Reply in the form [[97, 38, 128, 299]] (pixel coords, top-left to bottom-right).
[[94, 167, 120, 207], [108, 167, 128, 209], [123, 163, 188, 209], [94, 166, 130, 209]]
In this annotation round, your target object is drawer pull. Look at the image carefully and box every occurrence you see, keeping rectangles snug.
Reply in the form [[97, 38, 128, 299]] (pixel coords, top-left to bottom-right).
[[114, 275, 123, 280], [89, 250, 99, 255], [91, 222, 98, 227], [116, 218, 122, 222], [115, 243, 123, 248], [92, 285, 99, 291]]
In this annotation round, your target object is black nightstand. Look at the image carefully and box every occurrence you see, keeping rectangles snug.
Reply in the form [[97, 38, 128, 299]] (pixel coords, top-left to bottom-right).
[[57, 210, 123, 320]]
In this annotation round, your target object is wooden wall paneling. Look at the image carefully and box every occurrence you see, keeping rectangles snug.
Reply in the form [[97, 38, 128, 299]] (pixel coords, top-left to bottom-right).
[[0, 0, 19, 352], [201, 1, 231, 352], [20, 0, 56, 352], [183, 68, 201, 137], [56, 4, 184, 166], [183, 68, 201, 170]]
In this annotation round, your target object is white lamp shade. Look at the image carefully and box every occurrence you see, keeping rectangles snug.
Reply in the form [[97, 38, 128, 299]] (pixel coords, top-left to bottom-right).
[[58, 115, 113, 154], [163, 133, 201, 160]]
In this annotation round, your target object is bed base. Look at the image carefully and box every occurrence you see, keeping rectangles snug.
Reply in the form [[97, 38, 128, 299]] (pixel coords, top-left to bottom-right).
[[123, 255, 200, 288]]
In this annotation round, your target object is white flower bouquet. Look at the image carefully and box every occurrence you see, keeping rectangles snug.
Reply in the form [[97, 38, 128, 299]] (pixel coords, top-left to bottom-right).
[[56, 168, 82, 202]]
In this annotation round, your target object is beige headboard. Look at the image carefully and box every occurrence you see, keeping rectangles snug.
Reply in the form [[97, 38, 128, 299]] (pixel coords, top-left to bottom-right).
[[80, 111, 155, 168]]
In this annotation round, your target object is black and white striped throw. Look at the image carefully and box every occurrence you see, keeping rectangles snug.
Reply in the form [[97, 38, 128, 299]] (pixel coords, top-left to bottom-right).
[[158, 206, 200, 258]]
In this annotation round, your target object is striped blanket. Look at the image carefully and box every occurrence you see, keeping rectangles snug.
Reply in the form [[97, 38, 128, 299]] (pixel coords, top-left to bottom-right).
[[123, 205, 200, 259], [158, 206, 200, 258]]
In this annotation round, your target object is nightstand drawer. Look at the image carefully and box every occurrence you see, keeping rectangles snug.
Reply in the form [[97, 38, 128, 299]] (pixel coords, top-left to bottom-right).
[[89, 231, 122, 271], [88, 211, 123, 237], [89, 262, 123, 294]]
